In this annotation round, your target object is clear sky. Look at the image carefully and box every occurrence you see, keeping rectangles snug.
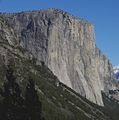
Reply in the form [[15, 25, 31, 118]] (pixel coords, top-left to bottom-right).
[[0, 0, 119, 66]]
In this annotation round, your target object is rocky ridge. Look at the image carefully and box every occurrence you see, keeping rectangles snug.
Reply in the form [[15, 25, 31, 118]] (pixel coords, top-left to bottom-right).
[[0, 9, 117, 106]]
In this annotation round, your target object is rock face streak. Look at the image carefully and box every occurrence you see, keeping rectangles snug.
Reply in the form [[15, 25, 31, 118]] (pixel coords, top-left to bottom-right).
[[1, 9, 116, 106]]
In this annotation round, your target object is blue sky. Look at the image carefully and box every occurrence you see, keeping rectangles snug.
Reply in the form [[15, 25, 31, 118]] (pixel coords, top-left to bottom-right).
[[0, 0, 119, 66]]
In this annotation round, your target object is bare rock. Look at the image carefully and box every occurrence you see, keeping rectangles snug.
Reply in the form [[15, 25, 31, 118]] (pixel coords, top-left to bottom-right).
[[1, 9, 117, 106]]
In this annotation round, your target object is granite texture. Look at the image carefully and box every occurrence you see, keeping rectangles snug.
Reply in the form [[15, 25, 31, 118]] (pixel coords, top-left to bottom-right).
[[0, 9, 117, 106]]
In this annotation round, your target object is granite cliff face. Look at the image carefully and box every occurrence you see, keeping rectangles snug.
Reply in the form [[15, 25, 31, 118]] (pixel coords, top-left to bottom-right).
[[0, 9, 117, 106], [0, 16, 33, 68]]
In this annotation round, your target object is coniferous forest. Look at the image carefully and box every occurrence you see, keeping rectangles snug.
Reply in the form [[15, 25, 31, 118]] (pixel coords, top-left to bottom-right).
[[0, 65, 44, 120]]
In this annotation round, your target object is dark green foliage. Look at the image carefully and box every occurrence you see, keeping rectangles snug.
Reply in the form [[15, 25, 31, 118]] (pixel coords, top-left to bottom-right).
[[0, 65, 25, 120], [25, 78, 42, 120], [102, 93, 119, 120], [0, 65, 43, 120]]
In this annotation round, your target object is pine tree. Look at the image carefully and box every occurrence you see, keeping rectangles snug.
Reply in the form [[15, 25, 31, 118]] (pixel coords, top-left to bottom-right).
[[25, 78, 42, 120], [1, 65, 25, 120], [0, 65, 44, 120]]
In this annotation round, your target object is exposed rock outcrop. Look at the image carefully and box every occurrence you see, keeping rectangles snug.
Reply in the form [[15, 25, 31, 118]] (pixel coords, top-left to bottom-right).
[[0, 9, 117, 106], [0, 16, 33, 65]]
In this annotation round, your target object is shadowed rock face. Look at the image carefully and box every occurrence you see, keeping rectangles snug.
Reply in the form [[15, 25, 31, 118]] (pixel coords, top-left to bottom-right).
[[0, 9, 117, 106]]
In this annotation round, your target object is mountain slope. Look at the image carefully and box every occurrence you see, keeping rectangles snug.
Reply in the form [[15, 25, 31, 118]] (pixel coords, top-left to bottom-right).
[[0, 9, 117, 106], [1, 14, 119, 120]]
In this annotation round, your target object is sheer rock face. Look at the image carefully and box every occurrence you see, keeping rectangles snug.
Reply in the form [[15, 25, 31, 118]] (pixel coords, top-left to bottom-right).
[[1, 9, 117, 106]]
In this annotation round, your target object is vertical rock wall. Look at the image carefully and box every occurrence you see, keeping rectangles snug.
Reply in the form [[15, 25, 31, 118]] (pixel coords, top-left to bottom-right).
[[1, 9, 117, 106]]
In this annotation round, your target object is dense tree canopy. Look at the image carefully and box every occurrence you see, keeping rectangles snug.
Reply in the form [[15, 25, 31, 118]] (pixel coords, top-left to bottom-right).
[[0, 65, 43, 120]]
